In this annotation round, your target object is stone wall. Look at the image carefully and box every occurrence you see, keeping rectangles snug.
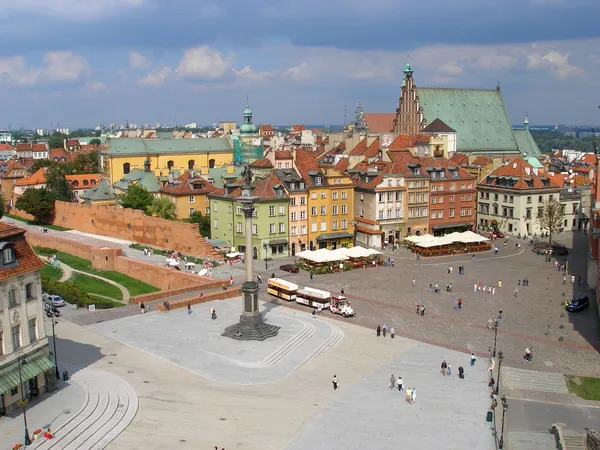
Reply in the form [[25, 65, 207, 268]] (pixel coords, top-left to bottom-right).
[[155, 287, 242, 311], [18, 201, 220, 258]]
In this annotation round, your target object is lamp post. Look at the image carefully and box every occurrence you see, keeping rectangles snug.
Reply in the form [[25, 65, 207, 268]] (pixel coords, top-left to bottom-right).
[[492, 318, 500, 357], [499, 395, 508, 449], [51, 319, 60, 380], [350, 220, 357, 246], [495, 350, 504, 396], [262, 243, 268, 270], [16, 353, 31, 446]]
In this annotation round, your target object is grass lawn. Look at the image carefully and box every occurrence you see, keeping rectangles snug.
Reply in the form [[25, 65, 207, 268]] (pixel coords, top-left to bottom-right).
[[4, 213, 71, 231], [70, 273, 123, 300], [87, 294, 125, 308], [565, 375, 600, 401], [34, 247, 160, 296], [41, 264, 63, 281]]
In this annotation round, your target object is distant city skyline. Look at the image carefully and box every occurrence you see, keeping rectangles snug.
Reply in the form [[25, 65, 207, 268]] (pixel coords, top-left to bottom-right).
[[0, 0, 599, 128]]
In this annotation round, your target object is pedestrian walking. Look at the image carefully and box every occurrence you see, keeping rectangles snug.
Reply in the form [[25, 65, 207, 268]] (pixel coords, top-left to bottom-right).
[[487, 286, 492, 294], [498, 280, 502, 288], [390, 374, 396, 389], [514, 287, 519, 297], [332, 375, 339, 390], [441, 360, 447, 376], [492, 287, 496, 295], [310, 270, 313, 280], [405, 387, 412, 403], [411, 388, 417, 404], [470, 353, 476, 366], [449, 283, 452, 293], [376, 324, 381, 337], [458, 299, 462, 309], [390, 327, 395, 339], [454, 299, 459, 310], [420, 306, 425, 316], [546, 325, 551, 336], [229, 275, 233, 286], [211, 307, 217, 320], [571, 275, 575, 284], [187, 302, 192, 314], [397, 376, 403, 391], [473, 283, 477, 292], [257, 274, 262, 284], [447, 363, 452, 376], [563, 274, 566, 284], [412, 278, 416, 287], [382, 324, 388, 337], [416, 304, 421, 315]]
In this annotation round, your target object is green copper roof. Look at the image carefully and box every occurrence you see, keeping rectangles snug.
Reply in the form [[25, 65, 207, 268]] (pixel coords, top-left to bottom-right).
[[514, 128, 543, 159], [80, 179, 116, 201], [108, 137, 232, 156], [403, 62, 413, 74], [244, 106, 252, 116], [417, 87, 519, 153], [525, 156, 544, 168], [207, 164, 245, 188], [114, 168, 162, 193], [240, 123, 257, 134]]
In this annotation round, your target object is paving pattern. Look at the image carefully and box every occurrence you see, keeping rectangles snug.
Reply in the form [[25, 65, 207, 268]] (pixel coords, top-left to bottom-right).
[[502, 366, 569, 395], [88, 298, 344, 385]]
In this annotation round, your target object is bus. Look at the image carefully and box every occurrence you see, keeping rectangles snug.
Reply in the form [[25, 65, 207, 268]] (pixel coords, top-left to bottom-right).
[[267, 278, 298, 301], [296, 287, 331, 309]]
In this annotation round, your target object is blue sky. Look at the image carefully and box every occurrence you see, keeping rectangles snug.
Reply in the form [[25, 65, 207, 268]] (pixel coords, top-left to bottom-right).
[[0, 0, 599, 129]]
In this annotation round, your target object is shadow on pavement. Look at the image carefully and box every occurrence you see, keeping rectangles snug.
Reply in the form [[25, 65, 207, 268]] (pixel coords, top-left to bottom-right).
[[50, 335, 105, 376]]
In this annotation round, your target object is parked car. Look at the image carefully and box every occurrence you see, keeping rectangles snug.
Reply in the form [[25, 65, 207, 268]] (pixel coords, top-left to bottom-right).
[[493, 231, 505, 238], [566, 295, 589, 312], [44, 294, 65, 307], [279, 264, 299, 273]]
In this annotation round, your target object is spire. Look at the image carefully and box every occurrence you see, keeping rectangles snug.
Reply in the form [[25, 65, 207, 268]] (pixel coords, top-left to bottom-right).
[[524, 113, 529, 131], [403, 55, 413, 75]]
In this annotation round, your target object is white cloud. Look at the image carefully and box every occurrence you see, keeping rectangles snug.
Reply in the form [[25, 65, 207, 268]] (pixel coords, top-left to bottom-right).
[[0, 0, 147, 20], [129, 51, 151, 70], [86, 81, 108, 91], [526, 49, 582, 79], [139, 67, 173, 87], [175, 46, 234, 79], [233, 66, 271, 83], [0, 51, 92, 86]]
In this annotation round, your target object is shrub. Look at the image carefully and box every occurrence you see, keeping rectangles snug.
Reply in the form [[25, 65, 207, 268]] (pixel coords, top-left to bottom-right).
[[33, 246, 59, 256], [41, 275, 116, 309]]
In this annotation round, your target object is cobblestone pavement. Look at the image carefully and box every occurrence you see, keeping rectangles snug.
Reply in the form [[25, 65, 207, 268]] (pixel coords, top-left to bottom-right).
[[261, 232, 600, 377]]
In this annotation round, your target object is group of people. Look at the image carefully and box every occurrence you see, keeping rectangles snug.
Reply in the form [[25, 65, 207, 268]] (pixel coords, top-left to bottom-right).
[[388, 374, 416, 403], [473, 283, 497, 295], [376, 324, 395, 338], [415, 305, 425, 316]]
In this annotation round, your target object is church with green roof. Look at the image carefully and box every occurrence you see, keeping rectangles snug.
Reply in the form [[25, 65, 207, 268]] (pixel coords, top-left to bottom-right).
[[391, 62, 542, 159]]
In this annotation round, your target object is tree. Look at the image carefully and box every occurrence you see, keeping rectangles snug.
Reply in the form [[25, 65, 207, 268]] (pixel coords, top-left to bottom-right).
[[15, 188, 56, 221], [0, 193, 4, 218], [48, 132, 67, 149], [188, 211, 211, 238], [146, 197, 176, 220], [120, 185, 154, 211], [46, 166, 73, 201], [537, 197, 565, 245], [89, 138, 101, 145], [72, 151, 99, 174], [31, 159, 54, 173]]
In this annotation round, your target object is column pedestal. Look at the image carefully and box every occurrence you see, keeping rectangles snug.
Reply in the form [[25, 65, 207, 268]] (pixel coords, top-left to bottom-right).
[[222, 281, 280, 341]]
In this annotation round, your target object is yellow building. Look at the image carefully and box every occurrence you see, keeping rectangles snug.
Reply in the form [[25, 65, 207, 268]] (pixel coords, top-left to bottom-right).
[[273, 167, 309, 255], [295, 150, 355, 250], [104, 137, 233, 184], [159, 170, 218, 219]]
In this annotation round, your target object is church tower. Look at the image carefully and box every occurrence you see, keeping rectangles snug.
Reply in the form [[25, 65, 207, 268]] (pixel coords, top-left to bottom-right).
[[393, 60, 426, 135]]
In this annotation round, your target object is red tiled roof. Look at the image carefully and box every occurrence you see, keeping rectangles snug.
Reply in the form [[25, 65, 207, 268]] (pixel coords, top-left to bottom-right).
[[249, 158, 274, 168], [364, 113, 395, 133], [16, 143, 48, 152], [290, 125, 305, 131], [0, 160, 29, 179], [159, 170, 218, 196], [66, 139, 80, 146], [0, 223, 45, 281], [387, 134, 418, 151], [211, 172, 286, 200], [294, 149, 323, 188], [66, 174, 102, 189], [450, 153, 468, 166], [261, 124, 274, 132], [14, 168, 47, 186], [415, 155, 475, 180], [482, 158, 561, 190], [421, 118, 456, 133], [349, 138, 368, 156], [274, 150, 293, 160], [334, 158, 349, 173], [471, 156, 492, 166], [0, 144, 14, 151], [49, 148, 74, 163]]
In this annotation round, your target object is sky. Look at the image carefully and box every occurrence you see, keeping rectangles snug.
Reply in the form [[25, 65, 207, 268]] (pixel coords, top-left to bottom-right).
[[0, 0, 599, 129]]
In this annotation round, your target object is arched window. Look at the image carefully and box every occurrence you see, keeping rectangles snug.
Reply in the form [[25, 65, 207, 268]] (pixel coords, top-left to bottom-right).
[[91, 179, 96, 185], [83, 180, 89, 186], [188, 160, 195, 170], [167, 160, 175, 170], [208, 159, 216, 169], [123, 162, 131, 174], [72, 180, 79, 187]]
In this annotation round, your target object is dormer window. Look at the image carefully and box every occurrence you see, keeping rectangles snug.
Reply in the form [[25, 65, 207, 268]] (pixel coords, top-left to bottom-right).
[[3, 247, 14, 264], [414, 168, 420, 175], [315, 176, 322, 185]]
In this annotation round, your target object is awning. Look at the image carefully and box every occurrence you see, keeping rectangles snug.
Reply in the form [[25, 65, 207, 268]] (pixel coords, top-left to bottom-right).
[[269, 238, 288, 245], [316, 232, 353, 241], [432, 223, 470, 230], [0, 351, 55, 394]]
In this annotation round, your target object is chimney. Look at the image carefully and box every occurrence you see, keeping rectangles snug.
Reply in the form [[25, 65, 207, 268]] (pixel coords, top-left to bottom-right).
[[512, 162, 517, 169]]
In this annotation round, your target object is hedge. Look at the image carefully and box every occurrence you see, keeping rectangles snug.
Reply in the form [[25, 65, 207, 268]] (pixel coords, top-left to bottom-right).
[[41, 275, 117, 309]]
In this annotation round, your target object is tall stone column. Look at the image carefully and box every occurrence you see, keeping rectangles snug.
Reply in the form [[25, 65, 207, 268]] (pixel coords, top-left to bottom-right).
[[222, 169, 280, 341]]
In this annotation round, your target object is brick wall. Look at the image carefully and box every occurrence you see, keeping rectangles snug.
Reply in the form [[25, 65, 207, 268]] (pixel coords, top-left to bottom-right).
[[19, 201, 220, 258], [155, 287, 242, 311]]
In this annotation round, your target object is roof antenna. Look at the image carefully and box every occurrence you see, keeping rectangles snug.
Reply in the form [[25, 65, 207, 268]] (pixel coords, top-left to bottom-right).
[[496, 81, 500, 91]]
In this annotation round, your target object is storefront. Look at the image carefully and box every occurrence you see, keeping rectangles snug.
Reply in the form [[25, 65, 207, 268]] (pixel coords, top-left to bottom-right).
[[315, 232, 353, 250]]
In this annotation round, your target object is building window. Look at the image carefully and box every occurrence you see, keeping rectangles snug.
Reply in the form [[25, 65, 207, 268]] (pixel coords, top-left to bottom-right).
[[269, 205, 275, 216], [189, 208, 195, 215], [311, 206, 317, 216], [449, 184, 455, 191], [460, 194, 466, 201], [315, 176, 322, 185], [409, 181, 414, 188], [320, 191, 326, 199], [25, 283, 34, 300], [539, 195, 543, 202], [431, 197, 436, 204], [3, 248, 14, 264], [438, 196, 443, 204], [28, 318, 37, 343], [291, 212, 297, 221], [332, 205, 338, 215], [279, 205, 285, 215], [290, 197, 296, 206], [269, 223, 275, 234], [291, 226, 297, 236], [449, 209, 455, 217], [11, 324, 20, 351], [278, 162, 282, 169], [213, 218, 218, 228], [341, 205, 347, 214], [422, 207, 428, 217], [167, 160, 174, 170], [379, 211, 384, 220], [8, 288, 17, 308], [341, 191, 347, 199], [123, 162, 131, 174], [332, 191, 338, 200], [205, 207, 210, 215], [341, 219, 347, 229], [438, 184, 443, 191], [437, 211, 443, 219], [332, 220, 338, 230], [467, 208, 472, 216], [449, 195, 455, 203], [300, 211, 306, 220], [461, 209, 466, 217], [480, 191, 484, 199], [236, 206, 242, 215], [311, 192, 317, 200], [408, 209, 414, 218], [300, 196, 306, 205], [301, 225, 307, 235], [188, 160, 195, 170], [279, 223, 285, 233], [468, 183, 472, 189], [320, 206, 326, 215], [213, 202, 218, 212], [431, 211, 436, 219], [189, 196, 195, 203], [467, 194, 472, 201], [431, 185, 437, 192], [321, 221, 327, 231], [252, 224, 258, 235], [237, 222, 242, 233], [416, 193, 421, 203], [378, 193, 384, 202], [311, 222, 317, 232]]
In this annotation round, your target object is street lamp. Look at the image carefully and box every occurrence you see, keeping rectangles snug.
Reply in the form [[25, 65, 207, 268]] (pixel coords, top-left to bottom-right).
[[495, 350, 504, 396], [350, 220, 357, 246], [16, 353, 31, 446], [492, 319, 500, 357], [262, 243, 269, 270], [50, 319, 60, 380], [499, 395, 508, 449]]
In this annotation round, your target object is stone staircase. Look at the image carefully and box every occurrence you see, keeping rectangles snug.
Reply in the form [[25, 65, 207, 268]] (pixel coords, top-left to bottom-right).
[[562, 430, 587, 450], [502, 367, 569, 394], [507, 431, 558, 450]]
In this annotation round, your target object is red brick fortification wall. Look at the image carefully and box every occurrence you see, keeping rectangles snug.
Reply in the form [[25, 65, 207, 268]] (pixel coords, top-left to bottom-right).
[[155, 287, 242, 311], [9, 207, 34, 221], [47, 201, 220, 258]]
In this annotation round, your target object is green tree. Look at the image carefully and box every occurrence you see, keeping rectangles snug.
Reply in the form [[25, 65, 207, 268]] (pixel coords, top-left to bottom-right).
[[537, 197, 565, 245], [46, 166, 73, 201], [48, 132, 67, 149], [31, 159, 54, 173], [15, 188, 56, 221], [188, 211, 211, 238], [89, 138, 101, 145], [72, 151, 99, 174], [146, 197, 176, 220], [120, 185, 154, 211], [0, 193, 4, 218]]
